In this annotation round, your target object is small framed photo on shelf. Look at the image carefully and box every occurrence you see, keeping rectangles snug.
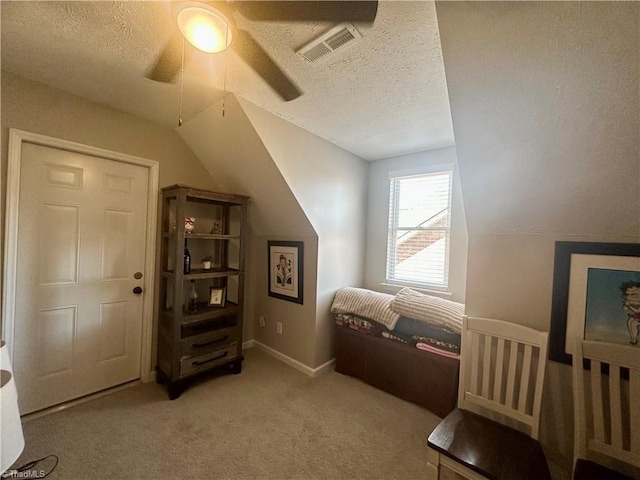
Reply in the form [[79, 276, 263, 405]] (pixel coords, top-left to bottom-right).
[[209, 287, 226, 308]]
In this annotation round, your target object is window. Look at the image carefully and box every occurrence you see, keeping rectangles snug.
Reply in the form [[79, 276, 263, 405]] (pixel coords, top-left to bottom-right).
[[386, 168, 453, 289]]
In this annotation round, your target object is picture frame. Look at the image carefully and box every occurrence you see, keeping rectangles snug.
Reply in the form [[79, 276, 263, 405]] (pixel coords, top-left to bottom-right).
[[268, 240, 303, 304], [549, 241, 640, 365], [208, 286, 226, 308]]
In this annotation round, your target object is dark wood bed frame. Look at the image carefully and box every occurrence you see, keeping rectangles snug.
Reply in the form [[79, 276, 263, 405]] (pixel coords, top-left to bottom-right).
[[335, 324, 460, 418]]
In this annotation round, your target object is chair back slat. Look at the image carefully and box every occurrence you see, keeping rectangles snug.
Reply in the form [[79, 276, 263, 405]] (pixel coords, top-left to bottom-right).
[[531, 334, 549, 439], [493, 337, 506, 401], [573, 339, 640, 472], [505, 341, 519, 410], [631, 370, 640, 457], [573, 341, 588, 462], [518, 344, 533, 413], [470, 331, 480, 396], [590, 360, 605, 444], [459, 316, 549, 439], [609, 365, 622, 451], [481, 335, 492, 398]]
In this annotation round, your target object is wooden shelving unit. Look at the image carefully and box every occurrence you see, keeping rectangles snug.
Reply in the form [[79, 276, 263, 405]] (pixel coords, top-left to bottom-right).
[[156, 184, 248, 399]]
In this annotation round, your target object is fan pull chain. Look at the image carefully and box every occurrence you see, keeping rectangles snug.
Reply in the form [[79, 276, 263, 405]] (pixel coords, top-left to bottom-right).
[[178, 37, 186, 127], [222, 21, 229, 117]]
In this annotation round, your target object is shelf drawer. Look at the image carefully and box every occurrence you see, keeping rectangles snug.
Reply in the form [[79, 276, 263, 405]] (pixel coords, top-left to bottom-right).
[[180, 327, 237, 357], [180, 303, 239, 326], [179, 342, 238, 378]]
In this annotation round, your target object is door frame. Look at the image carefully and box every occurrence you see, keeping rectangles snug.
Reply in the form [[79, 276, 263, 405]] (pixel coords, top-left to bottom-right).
[[2, 128, 159, 383]]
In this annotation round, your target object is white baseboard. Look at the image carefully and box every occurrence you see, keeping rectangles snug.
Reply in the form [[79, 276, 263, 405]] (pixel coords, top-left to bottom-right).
[[242, 339, 255, 350], [251, 341, 335, 377], [23, 380, 140, 422]]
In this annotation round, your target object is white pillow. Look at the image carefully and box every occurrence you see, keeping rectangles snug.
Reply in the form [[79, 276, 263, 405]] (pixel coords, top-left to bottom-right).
[[331, 287, 400, 330], [390, 287, 464, 333]]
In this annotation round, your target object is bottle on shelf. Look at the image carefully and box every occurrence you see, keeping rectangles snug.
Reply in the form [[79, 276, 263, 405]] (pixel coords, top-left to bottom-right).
[[188, 280, 198, 312], [184, 240, 191, 274]]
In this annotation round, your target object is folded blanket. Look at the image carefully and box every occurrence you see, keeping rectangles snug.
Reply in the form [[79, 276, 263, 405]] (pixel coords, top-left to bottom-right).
[[412, 335, 460, 354], [381, 331, 409, 344], [390, 287, 464, 334], [381, 330, 460, 354], [333, 313, 384, 337], [395, 316, 461, 347], [416, 342, 461, 359], [331, 287, 400, 330]]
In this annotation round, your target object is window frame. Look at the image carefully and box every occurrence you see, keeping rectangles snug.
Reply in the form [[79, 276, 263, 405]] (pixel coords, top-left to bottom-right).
[[385, 164, 454, 291]]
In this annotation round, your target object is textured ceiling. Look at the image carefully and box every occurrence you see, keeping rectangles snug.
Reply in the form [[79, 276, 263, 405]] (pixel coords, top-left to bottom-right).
[[1, 0, 454, 160]]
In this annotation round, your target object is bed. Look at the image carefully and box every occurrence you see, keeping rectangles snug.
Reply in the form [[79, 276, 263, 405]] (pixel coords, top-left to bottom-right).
[[331, 287, 462, 418]]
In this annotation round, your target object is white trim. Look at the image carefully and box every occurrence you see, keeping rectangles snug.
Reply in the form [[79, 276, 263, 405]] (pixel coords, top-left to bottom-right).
[[139, 160, 159, 382], [388, 163, 453, 179], [386, 169, 453, 290], [252, 341, 335, 377], [379, 282, 453, 299], [314, 357, 336, 375], [2, 130, 23, 362], [2, 128, 159, 388], [21, 380, 140, 422], [242, 339, 255, 350]]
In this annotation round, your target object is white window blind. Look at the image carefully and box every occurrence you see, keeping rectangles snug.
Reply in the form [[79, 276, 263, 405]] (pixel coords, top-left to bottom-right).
[[386, 170, 453, 289]]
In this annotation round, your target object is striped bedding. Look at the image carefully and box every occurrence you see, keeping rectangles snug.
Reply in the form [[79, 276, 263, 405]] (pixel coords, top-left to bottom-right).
[[330, 287, 400, 330], [331, 287, 463, 359], [390, 287, 464, 334]]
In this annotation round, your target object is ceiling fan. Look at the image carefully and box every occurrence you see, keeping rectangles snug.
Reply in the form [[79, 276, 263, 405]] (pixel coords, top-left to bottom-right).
[[146, 1, 378, 102]]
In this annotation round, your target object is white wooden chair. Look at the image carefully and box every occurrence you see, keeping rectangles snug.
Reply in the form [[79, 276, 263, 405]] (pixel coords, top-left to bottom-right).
[[427, 315, 551, 480], [572, 339, 640, 480]]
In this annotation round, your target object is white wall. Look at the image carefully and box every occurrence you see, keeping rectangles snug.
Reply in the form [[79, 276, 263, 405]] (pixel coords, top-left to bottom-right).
[[179, 95, 368, 368], [251, 234, 319, 367], [176, 97, 315, 238], [436, 0, 639, 466], [15, 80, 368, 370], [364, 147, 468, 303], [1, 73, 217, 192], [176, 94, 317, 353], [237, 98, 368, 367], [0, 71, 219, 358]]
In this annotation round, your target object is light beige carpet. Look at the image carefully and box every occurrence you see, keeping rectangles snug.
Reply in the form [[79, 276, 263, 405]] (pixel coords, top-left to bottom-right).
[[13, 348, 443, 480]]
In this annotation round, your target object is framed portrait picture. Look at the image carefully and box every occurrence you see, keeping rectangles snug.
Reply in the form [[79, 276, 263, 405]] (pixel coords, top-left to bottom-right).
[[549, 242, 640, 364], [209, 287, 226, 308], [268, 241, 303, 304]]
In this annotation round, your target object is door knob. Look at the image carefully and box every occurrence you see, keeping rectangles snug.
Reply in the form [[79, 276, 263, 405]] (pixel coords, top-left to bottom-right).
[[133, 286, 143, 295]]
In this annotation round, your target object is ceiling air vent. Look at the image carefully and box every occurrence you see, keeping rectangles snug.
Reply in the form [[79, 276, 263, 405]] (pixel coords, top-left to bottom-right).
[[296, 23, 363, 65]]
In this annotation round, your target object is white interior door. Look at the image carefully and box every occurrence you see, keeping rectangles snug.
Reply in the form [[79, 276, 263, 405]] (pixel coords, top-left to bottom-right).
[[13, 142, 150, 414]]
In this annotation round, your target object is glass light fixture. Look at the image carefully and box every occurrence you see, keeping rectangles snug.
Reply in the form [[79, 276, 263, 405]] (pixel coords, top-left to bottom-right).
[[176, 5, 232, 53]]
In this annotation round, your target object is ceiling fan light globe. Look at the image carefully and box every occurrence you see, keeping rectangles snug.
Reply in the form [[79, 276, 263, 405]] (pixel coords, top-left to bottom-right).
[[176, 6, 232, 54]]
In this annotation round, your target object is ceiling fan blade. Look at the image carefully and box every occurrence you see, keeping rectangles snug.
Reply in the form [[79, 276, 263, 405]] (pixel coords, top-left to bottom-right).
[[146, 32, 185, 83], [234, 1, 378, 24], [232, 29, 303, 102]]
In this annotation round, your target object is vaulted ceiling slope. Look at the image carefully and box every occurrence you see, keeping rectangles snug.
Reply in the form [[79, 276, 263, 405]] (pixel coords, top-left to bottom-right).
[[1, 0, 454, 160], [178, 95, 316, 238], [437, 1, 640, 238]]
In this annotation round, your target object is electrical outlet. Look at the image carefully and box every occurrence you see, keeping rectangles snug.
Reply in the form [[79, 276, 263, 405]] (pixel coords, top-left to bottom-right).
[[276, 322, 283, 335], [258, 316, 266, 328]]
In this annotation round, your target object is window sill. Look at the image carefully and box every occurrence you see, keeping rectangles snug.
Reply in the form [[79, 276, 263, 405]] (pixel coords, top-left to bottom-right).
[[379, 282, 453, 299]]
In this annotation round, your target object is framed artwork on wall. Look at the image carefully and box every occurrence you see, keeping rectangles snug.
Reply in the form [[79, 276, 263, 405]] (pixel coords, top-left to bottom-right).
[[268, 240, 304, 305], [549, 241, 640, 365]]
